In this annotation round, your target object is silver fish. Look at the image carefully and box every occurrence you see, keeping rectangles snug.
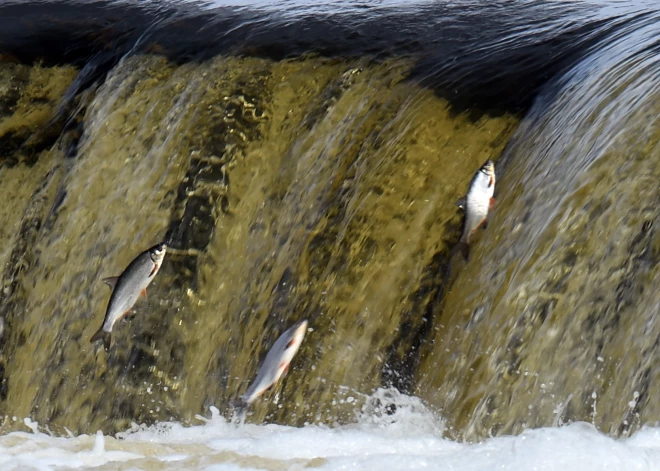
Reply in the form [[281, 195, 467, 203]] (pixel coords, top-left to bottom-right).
[[90, 242, 167, 351], [236, 319, 308, 408], [456, 159, 496, 260]]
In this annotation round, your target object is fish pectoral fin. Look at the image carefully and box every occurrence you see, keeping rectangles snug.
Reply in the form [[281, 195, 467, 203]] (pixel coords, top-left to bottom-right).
[[455, 196, 467, 211], [102, 276, 119, 290], [286, 339, 296, 349], [149, 263, 159, 277], [489, 197, 496, 210]]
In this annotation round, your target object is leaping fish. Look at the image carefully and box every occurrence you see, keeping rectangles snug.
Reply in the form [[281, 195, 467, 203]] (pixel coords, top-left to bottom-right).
[[455, 159, 496, 260], [90, 242, 167, 351], [234, 319, 308, 410]]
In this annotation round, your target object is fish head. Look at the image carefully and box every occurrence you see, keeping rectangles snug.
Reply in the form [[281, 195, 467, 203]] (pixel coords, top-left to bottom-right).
[[280, 320, 308, 364], [149, 243, 167, 263], [480, 160, 496, 187], [480, 159, 495, 177], [292, 320, 309, 344]]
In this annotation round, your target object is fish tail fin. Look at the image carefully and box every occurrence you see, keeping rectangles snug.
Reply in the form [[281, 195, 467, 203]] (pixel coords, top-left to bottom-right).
[[230, 398, 249, 424], [90, 329, 111, 352], [231, 396, 249, 410], [457, 230, 470, 261], [457, 242, 470, 261]]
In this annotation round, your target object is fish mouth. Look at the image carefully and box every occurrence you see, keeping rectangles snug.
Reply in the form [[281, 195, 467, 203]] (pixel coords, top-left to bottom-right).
[[296, 319, 308, 331], [294, 320, 309, 340]]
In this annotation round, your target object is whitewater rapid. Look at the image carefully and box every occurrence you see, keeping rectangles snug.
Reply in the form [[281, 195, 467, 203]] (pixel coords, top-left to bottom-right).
[[1, 389, 659, 470]]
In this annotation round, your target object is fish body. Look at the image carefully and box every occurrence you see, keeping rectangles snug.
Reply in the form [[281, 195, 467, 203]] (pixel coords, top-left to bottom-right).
[[90, 242, 167, 351], [236, 319, 308, 408], [457, 160, 496, 260]]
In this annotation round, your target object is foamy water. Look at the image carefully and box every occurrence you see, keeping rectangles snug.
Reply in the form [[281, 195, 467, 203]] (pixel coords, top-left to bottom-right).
[[2, 389, 659, 471]]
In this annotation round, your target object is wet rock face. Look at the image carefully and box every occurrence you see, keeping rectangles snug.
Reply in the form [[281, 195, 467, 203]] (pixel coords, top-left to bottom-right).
[[0, 53, 518, 435]]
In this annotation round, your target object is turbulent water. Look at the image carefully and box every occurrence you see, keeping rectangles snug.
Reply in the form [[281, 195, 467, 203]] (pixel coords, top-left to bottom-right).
[[3, 390, 660, 470], [0, 0, 659, 469]]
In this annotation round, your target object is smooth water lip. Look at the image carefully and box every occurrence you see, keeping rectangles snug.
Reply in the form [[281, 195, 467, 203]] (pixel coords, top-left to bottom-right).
[[184, 0, 433, 8]]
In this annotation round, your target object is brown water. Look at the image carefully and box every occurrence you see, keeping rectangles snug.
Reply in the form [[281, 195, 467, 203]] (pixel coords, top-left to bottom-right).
[[416, 17, 660, 439], [0, 54, 517, 436], [0, 0, 659, 444]]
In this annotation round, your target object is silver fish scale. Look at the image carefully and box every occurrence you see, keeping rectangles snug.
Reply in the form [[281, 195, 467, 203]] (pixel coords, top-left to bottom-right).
[[103, 252, 155, 330], [242, 323, 303, 403], [461, 170, 493, 244]]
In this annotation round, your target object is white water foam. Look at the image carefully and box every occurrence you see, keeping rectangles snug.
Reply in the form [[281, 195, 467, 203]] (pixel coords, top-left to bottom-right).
[[1, 389, 659, 471]]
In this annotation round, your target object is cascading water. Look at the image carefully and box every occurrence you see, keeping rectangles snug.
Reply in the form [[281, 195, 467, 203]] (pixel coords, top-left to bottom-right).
[[0, 52, 517, 436], [0, 0, 659, 469], [416, 8, 660, 440]]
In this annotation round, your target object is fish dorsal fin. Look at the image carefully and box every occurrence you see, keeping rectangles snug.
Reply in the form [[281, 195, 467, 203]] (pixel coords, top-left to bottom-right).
[[456, 196, 467, 211], [102, 276, 119, 290]]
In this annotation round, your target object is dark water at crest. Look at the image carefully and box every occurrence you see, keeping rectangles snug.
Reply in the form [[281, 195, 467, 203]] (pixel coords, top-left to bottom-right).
[[0, 0, 659, 442], [0, 0, 644, 113]]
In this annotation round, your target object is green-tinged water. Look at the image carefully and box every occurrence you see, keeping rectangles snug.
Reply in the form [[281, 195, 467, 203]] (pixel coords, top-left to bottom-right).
[[0, 55, 518, 435], [0, 4, 659, 441], [416, 25, 660, 438]]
